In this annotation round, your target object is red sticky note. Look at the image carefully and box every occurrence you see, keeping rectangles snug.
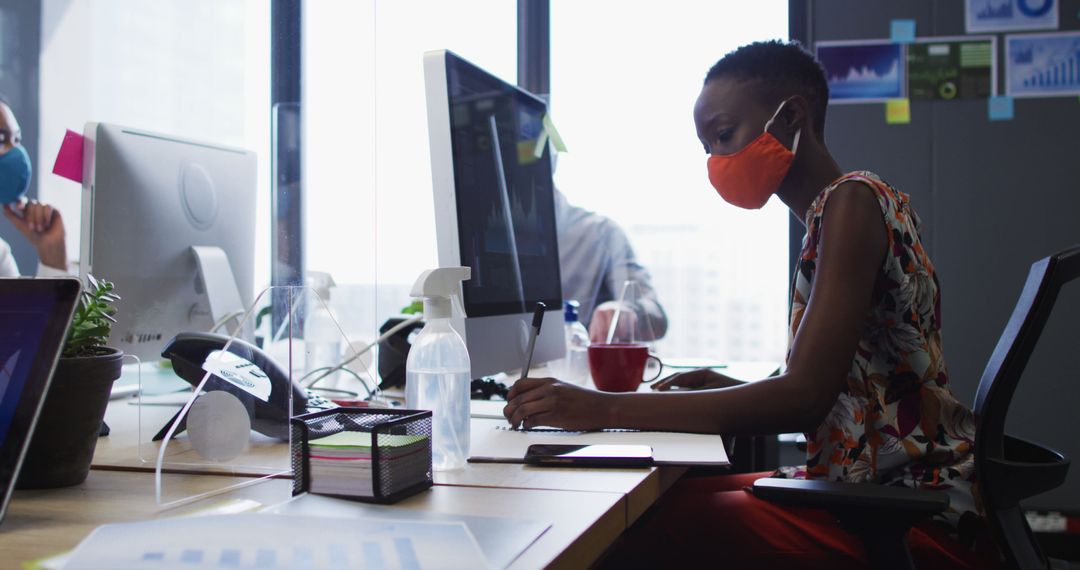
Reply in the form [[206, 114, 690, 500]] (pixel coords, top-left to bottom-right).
[[52, 129, 84, 183]]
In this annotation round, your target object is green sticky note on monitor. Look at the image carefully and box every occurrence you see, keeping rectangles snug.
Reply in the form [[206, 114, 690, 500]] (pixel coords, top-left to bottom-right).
[[542, 113, 567, 153], [532, 129, 550, 159]]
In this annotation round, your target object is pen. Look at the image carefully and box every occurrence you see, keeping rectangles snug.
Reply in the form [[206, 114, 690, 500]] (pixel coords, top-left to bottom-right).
[[520, 302, 546, 380]]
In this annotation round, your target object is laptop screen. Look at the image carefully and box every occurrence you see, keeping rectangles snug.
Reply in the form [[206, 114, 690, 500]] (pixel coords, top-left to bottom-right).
[[0, 279, 80, 523], [0, 291, 59, 447]]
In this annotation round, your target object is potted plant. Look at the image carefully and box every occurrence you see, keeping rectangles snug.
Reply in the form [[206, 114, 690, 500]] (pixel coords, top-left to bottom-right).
[[17, 275, 124, 489]]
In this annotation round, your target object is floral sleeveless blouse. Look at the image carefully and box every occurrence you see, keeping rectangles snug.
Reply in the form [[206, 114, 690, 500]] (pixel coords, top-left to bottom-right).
[[778, 171, 980, 531]]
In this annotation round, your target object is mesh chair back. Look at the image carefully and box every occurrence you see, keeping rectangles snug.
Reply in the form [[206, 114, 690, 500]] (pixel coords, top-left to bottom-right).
[[973, 246, 1079, 569]]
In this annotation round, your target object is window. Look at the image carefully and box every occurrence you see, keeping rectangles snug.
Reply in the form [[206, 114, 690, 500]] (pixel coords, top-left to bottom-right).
[[39, 0, 271, 290], [302, 0, 516, 336], [550, 0, 790, 361]]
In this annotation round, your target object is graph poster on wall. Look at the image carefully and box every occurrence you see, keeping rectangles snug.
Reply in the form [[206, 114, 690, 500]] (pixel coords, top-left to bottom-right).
[[816, 40, 906, 103], [908, 37, 997, 100], [1006, 32, 1080, 97], [966, 0, 1058, 33]]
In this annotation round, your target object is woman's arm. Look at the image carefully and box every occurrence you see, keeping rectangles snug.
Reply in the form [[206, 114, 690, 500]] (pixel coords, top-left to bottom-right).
[[3, 201, 67, 271], [504, 182, 887, 435]]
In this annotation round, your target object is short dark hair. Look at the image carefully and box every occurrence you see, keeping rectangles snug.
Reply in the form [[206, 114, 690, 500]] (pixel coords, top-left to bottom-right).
[[705, 40, 829, 138]]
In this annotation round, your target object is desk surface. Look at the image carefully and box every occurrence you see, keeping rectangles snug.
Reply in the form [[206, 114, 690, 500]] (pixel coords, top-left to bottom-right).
[[95, 399, 677, 527], [95, 360, 778, 475], [51, 360, 779, 568], [1, 470, 626, 570]]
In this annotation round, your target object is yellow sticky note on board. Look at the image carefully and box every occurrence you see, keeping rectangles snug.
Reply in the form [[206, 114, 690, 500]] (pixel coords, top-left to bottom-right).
[[885, 98, 911, 125], [542, 113, 567, 152]]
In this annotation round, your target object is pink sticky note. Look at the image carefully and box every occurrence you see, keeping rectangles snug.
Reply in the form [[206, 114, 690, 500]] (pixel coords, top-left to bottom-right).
[[52, 129, 84, 183]]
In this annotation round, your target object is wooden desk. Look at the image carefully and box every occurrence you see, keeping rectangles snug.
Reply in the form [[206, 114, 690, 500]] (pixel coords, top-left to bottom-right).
[[81, 362, 762, 563], [95, 403, 675, 530], [436, 463, 685, 527], [95, 396, 291, 476], [1, 470, 626, 569], [94, 399, 684, 526], [8, 363, 777, 568], [94, 360, 777, 476]]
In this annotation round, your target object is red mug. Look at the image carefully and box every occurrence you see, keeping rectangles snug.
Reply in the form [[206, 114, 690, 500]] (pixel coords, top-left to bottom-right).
[[587, 343, 662, 393]]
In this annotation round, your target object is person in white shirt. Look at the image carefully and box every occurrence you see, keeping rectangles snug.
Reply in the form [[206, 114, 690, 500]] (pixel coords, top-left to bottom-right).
[[554, 189, 668, 342], [0, 98, 68, 277]]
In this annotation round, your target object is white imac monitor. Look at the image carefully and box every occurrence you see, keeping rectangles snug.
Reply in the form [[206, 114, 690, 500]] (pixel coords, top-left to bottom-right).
[[424, 50, 566, 379], [79, 123, 256, 362]]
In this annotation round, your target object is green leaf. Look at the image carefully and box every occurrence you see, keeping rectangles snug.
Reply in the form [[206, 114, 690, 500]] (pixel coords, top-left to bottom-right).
[[63, 273, 120, 356]]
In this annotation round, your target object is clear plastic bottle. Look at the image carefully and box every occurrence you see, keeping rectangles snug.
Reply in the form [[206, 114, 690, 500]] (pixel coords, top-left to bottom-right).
[[555, 300, 590, 385], [404, 267, 472, 471], [304, 272, 342, 387], [405, 318, 471, 471]]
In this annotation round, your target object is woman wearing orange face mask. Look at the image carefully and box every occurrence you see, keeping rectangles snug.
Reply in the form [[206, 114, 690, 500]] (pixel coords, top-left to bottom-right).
[[0, 95, 68, 277], [503, 41, 999, 568]]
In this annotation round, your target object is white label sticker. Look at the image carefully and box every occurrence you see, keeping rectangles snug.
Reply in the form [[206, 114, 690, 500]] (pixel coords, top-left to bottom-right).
[[201, 349, 272, 402]]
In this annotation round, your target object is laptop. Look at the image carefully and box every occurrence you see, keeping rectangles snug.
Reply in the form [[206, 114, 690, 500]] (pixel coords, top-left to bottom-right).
[[0, 278, 81, 526]]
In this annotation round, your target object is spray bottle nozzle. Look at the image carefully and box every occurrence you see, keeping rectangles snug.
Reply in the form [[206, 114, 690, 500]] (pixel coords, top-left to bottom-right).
[[410, 266, 471, 320]]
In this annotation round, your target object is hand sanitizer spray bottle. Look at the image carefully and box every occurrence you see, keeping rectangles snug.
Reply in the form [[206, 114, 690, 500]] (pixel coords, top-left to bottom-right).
[[405, 266, 472, 471]]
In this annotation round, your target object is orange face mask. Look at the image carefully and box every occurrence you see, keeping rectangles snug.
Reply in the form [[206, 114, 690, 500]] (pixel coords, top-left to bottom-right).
[[706, 101, 801, 210]]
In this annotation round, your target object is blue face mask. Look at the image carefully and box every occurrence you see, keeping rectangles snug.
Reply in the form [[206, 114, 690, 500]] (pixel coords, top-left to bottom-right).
[[0, 145, 32, 206]]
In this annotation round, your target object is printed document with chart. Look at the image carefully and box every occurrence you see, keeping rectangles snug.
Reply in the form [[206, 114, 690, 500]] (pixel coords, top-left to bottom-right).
[[62, 514, 488, 569]]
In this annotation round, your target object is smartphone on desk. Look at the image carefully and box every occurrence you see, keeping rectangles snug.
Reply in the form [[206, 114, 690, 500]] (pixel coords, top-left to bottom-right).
[[524, 444, 654, 468]]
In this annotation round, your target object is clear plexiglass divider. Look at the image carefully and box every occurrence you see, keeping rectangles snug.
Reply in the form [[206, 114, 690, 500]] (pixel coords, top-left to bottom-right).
[[142, 285, 379, 509]]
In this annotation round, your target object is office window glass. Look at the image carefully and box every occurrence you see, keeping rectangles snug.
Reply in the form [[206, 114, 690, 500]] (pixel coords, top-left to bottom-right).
[[551, 0, 790, 361], [39, 0, 271, 291], [301, 0, 514, 339], [371, 0, 516, 320]]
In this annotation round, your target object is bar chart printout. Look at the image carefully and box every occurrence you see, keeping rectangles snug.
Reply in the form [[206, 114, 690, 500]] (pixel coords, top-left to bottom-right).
[[1007, 32, 1080, 97], [62, 514, 490, 569]]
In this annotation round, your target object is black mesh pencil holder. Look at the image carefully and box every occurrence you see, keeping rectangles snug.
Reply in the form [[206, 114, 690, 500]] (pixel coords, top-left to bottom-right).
[[291, 407, 433, 504]]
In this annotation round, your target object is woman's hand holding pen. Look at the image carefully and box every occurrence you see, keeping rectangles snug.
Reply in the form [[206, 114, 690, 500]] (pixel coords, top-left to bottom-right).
[[503, 378, 611, 431], [651, 368, 746, 391]]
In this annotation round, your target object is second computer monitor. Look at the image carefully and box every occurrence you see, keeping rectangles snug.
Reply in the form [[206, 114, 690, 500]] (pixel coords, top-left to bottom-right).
[[80, 123, 256, 363], [424, 50, 565, 379]]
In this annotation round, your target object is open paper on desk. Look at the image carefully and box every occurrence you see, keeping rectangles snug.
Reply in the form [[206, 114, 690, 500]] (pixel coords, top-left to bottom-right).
[[62, 514, 489, 570], [267, 493, 551, 569], [469, 418, 729, 466]]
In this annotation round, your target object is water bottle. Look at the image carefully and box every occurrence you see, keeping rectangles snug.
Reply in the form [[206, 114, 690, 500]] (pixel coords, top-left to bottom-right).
[[555, 300, 590, 385], [305, 272, 341, 386], [405, 267, 472, 471]]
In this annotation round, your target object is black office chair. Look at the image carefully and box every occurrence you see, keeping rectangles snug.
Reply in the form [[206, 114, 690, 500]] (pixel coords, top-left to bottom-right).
[[753, 246, 1078, 569]]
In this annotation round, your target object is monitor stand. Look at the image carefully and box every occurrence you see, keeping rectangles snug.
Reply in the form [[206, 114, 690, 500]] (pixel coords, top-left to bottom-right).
[[190, 246, 245, 333]]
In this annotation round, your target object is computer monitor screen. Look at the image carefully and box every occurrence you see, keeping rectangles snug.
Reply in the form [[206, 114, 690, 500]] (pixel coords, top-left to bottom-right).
[[80, 123, 256, 362], [425, 50, 565, 378]]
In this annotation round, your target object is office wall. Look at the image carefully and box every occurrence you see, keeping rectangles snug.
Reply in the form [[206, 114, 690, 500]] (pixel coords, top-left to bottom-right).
[[794, 0, 1080, 511], [0, 0, 40, 274]]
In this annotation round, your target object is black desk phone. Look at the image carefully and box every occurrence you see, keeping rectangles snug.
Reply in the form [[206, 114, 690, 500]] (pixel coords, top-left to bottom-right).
[[154, 332, 333, 441]]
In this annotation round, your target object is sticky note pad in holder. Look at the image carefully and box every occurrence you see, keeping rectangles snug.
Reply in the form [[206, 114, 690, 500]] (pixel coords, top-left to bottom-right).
[[291, 408, 433, 504]]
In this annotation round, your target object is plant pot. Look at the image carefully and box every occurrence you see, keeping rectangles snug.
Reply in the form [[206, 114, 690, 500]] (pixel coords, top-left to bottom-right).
[[16, 348, 124, 489]]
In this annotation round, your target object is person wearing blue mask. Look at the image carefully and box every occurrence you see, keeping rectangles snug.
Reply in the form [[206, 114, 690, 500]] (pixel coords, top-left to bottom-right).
[[0, 97, 68, 277]]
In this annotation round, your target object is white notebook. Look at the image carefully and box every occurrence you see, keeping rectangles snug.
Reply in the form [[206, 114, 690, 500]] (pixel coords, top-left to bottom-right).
[[468, 418, 729, 466]]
